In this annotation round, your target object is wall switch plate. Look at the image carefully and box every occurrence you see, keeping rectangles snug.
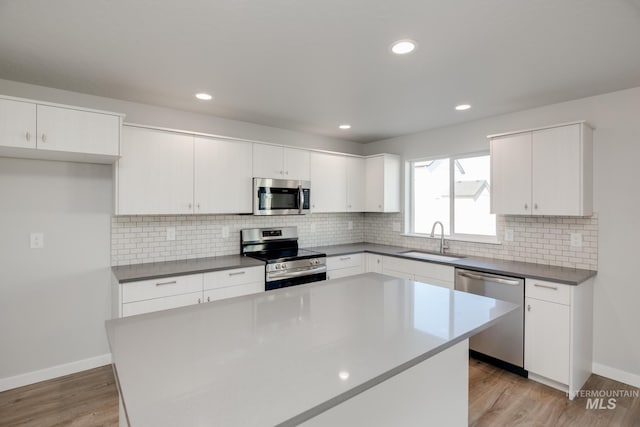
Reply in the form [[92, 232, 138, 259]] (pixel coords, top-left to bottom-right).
[[392, 222, 401, 232], [30, 232, 44, 249], [570, 232, 582, 248], [504, 228, 514, 242], [222, 226, 230, 239], [166, 227, 176, 241], [347, 221, 353, 230]]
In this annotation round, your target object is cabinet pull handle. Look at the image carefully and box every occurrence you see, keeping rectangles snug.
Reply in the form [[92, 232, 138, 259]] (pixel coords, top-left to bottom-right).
[[527, 304, 531, 312], [26, 131, 31, 142], [533, 283, 558, 290], [41, 133, 47, 143], [188, 203, 192, 209], [524, 203, 528, 210], [229, 271, 246, 276], [377, 259, 381, 264], [534, 203, 538, 210], [155, 280, 177, 287], [207, 296, 210, 302], [198, 298, 201, 304], [339, 257, 351, 261]]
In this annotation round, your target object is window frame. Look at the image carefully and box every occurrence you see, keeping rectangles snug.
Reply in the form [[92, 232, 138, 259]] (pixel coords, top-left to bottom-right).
[[407, 150, 498, 244]]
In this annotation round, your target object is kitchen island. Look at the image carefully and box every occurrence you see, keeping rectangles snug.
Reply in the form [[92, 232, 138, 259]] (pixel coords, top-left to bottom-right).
[[106, 273, 516, 426]]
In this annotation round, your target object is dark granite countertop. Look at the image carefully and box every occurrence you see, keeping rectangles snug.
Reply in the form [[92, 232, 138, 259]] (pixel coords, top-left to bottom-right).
[[307, 243, 596, 285], [112, 255, 265, 283]]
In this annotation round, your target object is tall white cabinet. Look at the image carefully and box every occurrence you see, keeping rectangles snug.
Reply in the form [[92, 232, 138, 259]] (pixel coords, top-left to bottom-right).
[[365, 154, 400, 212], [490, 122, 593, 216]]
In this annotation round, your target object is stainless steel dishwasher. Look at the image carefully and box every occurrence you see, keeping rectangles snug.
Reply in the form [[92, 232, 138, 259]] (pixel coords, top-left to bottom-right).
[[455, 268, 526, 376]]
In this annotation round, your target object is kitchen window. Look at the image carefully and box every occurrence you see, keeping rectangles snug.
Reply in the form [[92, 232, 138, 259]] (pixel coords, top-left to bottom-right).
[[409, 153, 496, 241]]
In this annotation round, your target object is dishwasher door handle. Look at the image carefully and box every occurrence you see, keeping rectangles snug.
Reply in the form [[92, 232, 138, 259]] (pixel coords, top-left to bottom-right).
[[456, 270, 521, 286]]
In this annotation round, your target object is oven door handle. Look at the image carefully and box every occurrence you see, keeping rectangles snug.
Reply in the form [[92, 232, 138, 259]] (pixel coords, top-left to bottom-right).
[[267, 265, 327, 281]]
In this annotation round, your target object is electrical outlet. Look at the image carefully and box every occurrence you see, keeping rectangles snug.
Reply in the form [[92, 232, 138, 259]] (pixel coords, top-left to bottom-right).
[[30, 232, 44, 249], [504, 228, 514, 242], [570, 232, 582, 248], [347, 221, 353, 230], [222, 226, 230, 239], [392, 222, 401, 232], [166, 227, 176, 241]]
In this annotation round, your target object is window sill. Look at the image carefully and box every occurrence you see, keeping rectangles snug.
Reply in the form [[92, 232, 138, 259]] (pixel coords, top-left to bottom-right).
[[400, 232, 502, 245]]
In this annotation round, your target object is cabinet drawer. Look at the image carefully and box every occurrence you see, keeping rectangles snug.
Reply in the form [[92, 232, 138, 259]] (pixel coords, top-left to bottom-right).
[[411, 262, 454, 282], [204, 282, 263, 303], [381, 268, 414, 281], [122, 274, 203, 303], [526, 279, 571, 305], [203, 266, 264, 290], [122, 291, 202, 317], [327, 253, 363, 270], [327, 266, 363, 280]]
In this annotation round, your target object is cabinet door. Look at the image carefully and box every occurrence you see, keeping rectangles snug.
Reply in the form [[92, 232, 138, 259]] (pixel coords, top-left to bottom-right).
[[204, 282, 263, 302], [283, 147, 310, 181], [346, 156, 366, 211], [310, 152, 347, 212], [122, 292, 202, 317], [36, 105, 120, 156], [365, 254, 383, 273], [252, 143, 284, 179], [524, 297, 570, 384], [365, 156, 384, 212], [0, 98, 36, 149], [490, 132, 532, 214], [532, 124, 581, 215], [195, 137, 253, 214], [117, 126, 194, 215]]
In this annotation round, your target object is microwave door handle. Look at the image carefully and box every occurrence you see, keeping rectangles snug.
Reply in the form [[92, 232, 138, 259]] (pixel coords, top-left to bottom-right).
[[298, 185, 304, 214]]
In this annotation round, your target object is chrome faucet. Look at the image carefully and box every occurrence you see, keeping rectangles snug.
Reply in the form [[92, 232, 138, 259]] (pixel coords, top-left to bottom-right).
[[430, 221, 447, 254]]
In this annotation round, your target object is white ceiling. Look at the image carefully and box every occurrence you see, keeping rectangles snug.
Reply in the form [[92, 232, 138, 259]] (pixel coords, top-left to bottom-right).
[[1, 0, 640, 143]]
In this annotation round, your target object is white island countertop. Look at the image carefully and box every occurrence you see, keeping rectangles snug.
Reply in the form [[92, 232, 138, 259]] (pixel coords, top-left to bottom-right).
[[106, 273, 516, 426]]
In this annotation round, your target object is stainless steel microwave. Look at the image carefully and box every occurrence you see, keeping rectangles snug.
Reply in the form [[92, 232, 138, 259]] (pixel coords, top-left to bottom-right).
[[253, 178, 311, 215]]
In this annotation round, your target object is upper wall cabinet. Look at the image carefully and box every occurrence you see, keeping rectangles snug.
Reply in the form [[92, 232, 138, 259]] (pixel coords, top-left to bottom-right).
[[490, 122, 593, 216], [117, 126, 195, 215], [365, 154, 400, 212], [116, 126, 254, 215], [253, 143, 310, 181], [0, 95, 122, 163], [195, 136, 253, 214], [310, 151, 347, 213]]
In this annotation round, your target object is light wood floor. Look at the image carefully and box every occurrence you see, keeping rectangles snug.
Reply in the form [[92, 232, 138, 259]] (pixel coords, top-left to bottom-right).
[[1, 360, 638, 426]]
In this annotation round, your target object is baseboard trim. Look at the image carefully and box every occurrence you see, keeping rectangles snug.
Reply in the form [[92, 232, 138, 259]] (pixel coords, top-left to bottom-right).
[[0, 353, 112, 392], [593, 362, 640, 388]]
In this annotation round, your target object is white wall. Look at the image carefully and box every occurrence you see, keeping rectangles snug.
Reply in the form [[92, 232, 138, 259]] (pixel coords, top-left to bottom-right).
[[363, 86, 640, 384], [0, 158, 112, 383], [0, 78, 363, 155]]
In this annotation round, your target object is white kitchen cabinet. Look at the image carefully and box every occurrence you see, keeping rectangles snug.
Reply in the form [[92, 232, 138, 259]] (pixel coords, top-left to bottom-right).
[[326, 254, 364, 280], [203, 266, 264, 302], [253, 143, 310, 181], [36, 104, 120, 156], [0, 97, 36, 149], [122, 292, 203, 317], [310, 151, 347, 213], [0, 95, 122, 163], [524, 277, 594, 398], [346, 156, 366, 212], [382, 256, 454, 289], [365, 154, 400, 212], [195, 136, 253, 214], [117, 126, 194, 215], [490, 122, 593, 216], [365, 253, 383, 273]]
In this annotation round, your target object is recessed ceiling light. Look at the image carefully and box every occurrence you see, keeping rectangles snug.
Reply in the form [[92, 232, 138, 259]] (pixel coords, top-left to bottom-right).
[[195, 93, 213, 101], [391, 39, 417, 55], [455, 104, 471, 111], [339, 124, 352, 130]]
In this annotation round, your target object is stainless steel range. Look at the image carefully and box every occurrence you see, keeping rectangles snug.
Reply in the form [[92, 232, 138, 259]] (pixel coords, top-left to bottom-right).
[[241, 227, 326, 291]]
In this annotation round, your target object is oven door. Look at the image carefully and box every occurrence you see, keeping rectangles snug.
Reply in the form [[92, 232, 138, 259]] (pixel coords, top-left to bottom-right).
[[254, 178, 311, 215], [265, 265, 327, 290]]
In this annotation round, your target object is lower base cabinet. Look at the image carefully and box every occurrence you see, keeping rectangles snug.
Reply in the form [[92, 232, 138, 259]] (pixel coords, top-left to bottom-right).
[[382, 256, 455, 290], [113, 266, 264, 317], [326, 254, 364, 280], [524, 277, 594, 398]]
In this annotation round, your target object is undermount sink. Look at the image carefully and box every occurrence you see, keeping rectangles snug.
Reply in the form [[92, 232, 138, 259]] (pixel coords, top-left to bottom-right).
[[399, 250, 465, 263]]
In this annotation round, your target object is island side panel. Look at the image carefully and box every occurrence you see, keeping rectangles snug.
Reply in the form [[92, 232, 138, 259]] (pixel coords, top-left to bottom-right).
[[299, 339, 469, 427]]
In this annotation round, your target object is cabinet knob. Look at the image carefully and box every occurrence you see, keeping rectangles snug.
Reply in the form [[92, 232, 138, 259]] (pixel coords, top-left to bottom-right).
[[285, 171, 289, 175], [197, 203, 201, 209], [188, 203, 193, 209], [207, 296, 210, 302], [198, 298, 202, 304], [41, 133, 47, 143], [378, 204, 382, 208], [25, 131, 31, 142], [377, 259, 380, 264], [534, 203, 538, 210], [527, 304, 531, 312], [524, 203, 528, 210]]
